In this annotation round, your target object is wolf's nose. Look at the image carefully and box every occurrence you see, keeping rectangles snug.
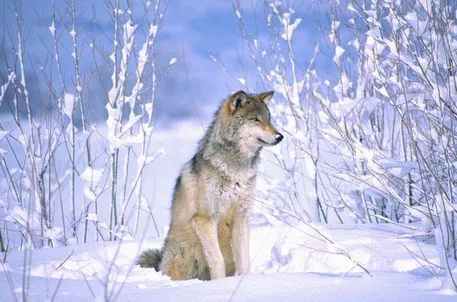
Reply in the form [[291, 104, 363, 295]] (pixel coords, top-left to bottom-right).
[[275, 133, 284, 143]]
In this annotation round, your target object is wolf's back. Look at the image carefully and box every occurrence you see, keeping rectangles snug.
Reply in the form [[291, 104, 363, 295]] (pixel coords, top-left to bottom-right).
[[137, 248, 163, 271]]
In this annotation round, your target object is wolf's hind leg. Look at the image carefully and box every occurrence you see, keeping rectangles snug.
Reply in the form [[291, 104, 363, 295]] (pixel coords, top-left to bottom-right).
[[160, 237, 194, 280], [192, 215, 226, 279]]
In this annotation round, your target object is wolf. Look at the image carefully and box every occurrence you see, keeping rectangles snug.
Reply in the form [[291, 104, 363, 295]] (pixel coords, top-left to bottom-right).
[[138, 90, 283, 280]]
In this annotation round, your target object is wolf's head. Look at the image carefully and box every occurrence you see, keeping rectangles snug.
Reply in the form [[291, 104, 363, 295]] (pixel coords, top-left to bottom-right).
[[222, 90, 283, 150]]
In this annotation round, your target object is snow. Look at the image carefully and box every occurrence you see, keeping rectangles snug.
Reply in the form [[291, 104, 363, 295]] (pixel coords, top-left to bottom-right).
[[2, 0, 457, 299], [2, 222, 456, 301], [80, 167, 104, 185], [63, 93, 75, 118], [334, 45, 345, 62], [280, 13, 302, 41], [5, 206, 41, 230], [0, 130, 8, 141], [169, 57, 178, 65], [48, 21, 56, 36], [87, 213, 98, 222], [235, 9, 241, 19], [0, 72, 14, 105], [2, 270, 453, 301]]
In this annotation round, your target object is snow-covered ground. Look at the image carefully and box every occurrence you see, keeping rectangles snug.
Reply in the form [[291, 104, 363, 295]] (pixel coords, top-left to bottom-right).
[[2, 222, 455, 301], [2, 0, 457, 299], [1, 121, 456, 301]]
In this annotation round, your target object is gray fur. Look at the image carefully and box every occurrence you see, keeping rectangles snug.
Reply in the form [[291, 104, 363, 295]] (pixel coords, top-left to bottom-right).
[[138, 90, 283, 280]]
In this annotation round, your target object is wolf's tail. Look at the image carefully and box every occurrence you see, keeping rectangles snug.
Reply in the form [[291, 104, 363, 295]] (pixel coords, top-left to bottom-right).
[[137, 248, 163, 271]]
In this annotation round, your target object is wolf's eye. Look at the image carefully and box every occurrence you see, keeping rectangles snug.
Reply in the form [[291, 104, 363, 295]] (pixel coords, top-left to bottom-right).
[[252, 116, 261, 122]]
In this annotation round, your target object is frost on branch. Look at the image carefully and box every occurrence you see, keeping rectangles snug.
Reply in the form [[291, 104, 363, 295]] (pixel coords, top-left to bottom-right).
[[0, 0, 168, 249]]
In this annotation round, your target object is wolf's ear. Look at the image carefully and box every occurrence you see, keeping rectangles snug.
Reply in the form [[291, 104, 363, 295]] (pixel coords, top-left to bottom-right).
[[257, 91, 274, 103], [230, 90, 248, 112]]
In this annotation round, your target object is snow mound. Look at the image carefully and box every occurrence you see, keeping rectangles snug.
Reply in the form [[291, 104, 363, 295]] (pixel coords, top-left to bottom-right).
[[2, 223, 454, 301]]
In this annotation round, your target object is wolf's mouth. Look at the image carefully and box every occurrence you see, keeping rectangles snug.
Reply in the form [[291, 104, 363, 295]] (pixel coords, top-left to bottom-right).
[[258, 138, 275, 146]]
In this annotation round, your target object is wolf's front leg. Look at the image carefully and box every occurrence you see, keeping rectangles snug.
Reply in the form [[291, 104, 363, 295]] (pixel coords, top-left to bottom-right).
[[192, 215, 226, 279], [232, 212, 250, 275]]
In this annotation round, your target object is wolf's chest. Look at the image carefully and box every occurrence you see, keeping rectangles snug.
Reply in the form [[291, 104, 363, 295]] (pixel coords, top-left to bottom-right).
[[205, 175, 253, 212]]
